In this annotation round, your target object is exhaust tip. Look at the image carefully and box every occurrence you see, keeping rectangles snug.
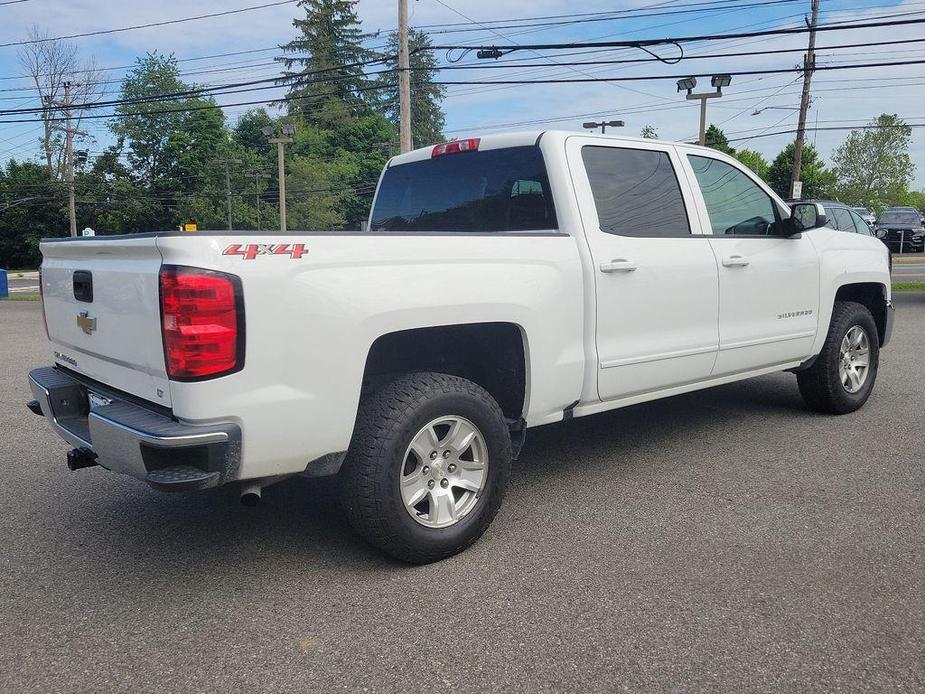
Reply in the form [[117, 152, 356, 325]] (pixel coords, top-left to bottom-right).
[[240, 491, 261, 507], [240, 481, 262, 507]]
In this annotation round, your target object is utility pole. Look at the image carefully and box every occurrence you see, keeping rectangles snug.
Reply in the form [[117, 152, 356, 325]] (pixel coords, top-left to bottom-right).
[[54, 82, 85, 238], [790, 0, 820, 200], [46, 82, 87, 237], [215, 157, 242, 231], [262, 124, 295, 232], [245, 171, 270, 231], [63, 82, 76, 238], [398, 0, 412, 153]]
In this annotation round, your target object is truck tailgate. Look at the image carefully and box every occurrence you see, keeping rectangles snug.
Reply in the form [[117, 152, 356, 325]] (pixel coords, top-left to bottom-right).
[[40, 236, 171, 407]]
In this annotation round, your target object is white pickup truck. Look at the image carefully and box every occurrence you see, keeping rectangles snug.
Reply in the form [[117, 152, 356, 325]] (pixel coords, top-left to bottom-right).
[[29, 131, 893, 563]]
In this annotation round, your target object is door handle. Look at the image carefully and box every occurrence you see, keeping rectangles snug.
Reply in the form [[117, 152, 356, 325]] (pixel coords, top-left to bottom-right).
[[721, 255, 750, 268], [600, 259, 637, 273]]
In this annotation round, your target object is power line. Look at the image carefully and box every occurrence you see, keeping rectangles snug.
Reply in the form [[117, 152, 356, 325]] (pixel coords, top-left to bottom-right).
[[3, 54, 925, 124], [414, 0, 792, 29], [431, 38, 925, 70], [429, 16, 925, 53], [727, 123, 925, 142], [421, 0, 805, 34], [0, 0, 299, 49]]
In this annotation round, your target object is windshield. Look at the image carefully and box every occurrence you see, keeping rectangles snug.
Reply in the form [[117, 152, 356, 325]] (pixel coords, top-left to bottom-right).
[[370, 146, 557, 233], [878, 212, 922, 225]]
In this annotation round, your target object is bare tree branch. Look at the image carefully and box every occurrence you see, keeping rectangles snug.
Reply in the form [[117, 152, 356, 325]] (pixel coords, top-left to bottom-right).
[[17, 25, 107, 182]]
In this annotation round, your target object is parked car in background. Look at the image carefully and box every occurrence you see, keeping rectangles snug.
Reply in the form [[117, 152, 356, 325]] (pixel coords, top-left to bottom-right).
[[852, 207, 876, 226], [874, 208, 925, 252], [804, 200, 877, 237]]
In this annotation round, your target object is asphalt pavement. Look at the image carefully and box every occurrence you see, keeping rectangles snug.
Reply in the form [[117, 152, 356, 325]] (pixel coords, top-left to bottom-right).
[[893, 262, 925, 283], [3, 271, 39, 295], [1, 297, 924, 693]]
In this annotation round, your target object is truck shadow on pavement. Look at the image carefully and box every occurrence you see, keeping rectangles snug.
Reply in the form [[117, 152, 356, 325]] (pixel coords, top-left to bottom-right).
[[46, 372, 814, 574]]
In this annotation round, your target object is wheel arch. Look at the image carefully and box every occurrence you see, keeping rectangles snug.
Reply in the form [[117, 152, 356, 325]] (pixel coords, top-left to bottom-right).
[[360, 321, 529, 422], [833, 282, 889, 346]]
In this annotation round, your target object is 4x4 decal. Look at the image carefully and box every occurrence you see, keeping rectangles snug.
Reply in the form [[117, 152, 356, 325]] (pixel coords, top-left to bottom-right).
[[222, 243, 308, 260]]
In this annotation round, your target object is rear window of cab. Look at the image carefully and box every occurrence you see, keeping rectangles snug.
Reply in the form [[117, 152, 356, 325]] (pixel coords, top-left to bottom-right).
[[370, 145, 558, 233]]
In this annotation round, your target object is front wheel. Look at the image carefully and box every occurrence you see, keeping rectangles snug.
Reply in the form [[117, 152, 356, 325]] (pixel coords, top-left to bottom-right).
[[797, 301, 880, 414], [339, 372, 512, 564]]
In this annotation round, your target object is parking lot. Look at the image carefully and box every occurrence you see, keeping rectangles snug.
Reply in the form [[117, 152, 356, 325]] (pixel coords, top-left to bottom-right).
[[1, 296, 923, 693]]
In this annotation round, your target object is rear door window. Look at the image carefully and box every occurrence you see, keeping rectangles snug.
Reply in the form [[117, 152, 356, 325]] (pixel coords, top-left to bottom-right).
[[370, 146, 557, 232], [581, 146, 691, 237]]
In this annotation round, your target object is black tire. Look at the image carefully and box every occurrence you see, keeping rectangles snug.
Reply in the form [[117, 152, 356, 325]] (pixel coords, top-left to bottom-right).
[[339, 372, 512, 564], [797, 301, 880, 414]]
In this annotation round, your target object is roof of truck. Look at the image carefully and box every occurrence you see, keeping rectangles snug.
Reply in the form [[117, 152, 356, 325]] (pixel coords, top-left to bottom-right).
[[387, 129, 705, 166]]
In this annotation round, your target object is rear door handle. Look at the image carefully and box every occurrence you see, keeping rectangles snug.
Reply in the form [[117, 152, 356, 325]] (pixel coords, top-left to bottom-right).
[[721, 255, 750, 268], [600, 259, 637, 273]]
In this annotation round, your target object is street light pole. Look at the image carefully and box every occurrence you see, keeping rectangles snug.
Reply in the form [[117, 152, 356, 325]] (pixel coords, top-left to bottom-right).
[[678, 75, 731, 146], [582, 120, 624, 134], [275, 140, 287, 232]]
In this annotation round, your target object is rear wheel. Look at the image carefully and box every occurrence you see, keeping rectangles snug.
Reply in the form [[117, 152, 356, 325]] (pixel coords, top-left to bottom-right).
[[797, 301, 880, 414], [339, 372, 511, 564]]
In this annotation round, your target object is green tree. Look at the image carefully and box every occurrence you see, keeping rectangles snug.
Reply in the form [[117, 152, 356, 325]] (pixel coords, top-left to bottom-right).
[[734, 149, 769, 180], [110, 53, 241, 231], [640, 125, 658, 139], [704, 124, 734, 154], [111, 53, 192, 184], [278, 0, 372, 126], [767, 143, 835, 199], [896, 189, 925, 212], [831, 114, 914, 208], [0, 160, 66, 267], [234, 108, 275, 152], [378, 29, 446, 148]]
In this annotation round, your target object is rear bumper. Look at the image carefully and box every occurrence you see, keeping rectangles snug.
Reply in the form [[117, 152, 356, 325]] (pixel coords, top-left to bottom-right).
[[28, 367, 241, 491]]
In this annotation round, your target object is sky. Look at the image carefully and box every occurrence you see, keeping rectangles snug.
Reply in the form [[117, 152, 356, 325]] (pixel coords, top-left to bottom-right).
[[0, 0, 922, 188]]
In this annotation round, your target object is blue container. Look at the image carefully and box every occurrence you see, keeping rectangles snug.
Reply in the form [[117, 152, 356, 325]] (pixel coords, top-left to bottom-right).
[[0, 269, 8, 299]]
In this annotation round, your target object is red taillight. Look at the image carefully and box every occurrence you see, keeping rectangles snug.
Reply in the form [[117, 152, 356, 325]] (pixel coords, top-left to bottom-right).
[[159, 266, 243, 380], [431, 138, 480, 157], [39, 266, 49, 339]]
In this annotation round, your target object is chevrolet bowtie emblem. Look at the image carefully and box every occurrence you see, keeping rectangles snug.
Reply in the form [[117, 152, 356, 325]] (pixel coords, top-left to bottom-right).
[[77, 311, 97, 335]]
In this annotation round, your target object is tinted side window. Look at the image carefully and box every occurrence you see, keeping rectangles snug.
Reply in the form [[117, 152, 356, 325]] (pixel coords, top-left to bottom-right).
[[581, 146, 691, 237], [370, 146, 557, 232], [688, 155, 777, 236], [831, 207, 854, 232]]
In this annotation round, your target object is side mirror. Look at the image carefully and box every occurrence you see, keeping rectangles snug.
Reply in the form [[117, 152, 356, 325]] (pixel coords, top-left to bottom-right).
[[790, 202, 828, 232]]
